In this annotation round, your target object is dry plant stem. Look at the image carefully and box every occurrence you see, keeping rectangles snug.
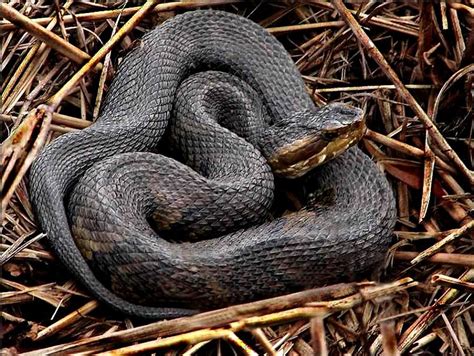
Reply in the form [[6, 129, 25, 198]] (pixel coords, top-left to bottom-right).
[[93, 19, 119, 120], [250, 328, 277, 356], [394, 251, 474, 267], [34, 300, 99, 342], [182, 341, 211, 355], [409, 332, 438, 352], [21, 280, 414, 355], [0, 7, 141, 31], [395, 229, 457, 240], [309, 0, 418, 37], [380, 321, 400, 356], [47, 0, 160, 109], [47, 0, 240, 109], [0, 2, 417, 36], [331, 0, 474, 186], [96, 329, 237, 355], [398, 269, 474, 353], [310, 317, 328, 356], [1, 113, 90, 130], [2, 42, 40, 103], [0, 278, 58, 307], [420, 139, 435, 222], [271, 319, 307, 350], [364, 129, 455, 173], [410, 220, 474, 265], [431, 63, 474, 122], [2, 46, 52, 114], [20, 58, 69, 115], [0, 4, 102, 72], [2, 0, 74, 103], [1, 115, 78, 134], [449, 7, 466, 63], [29, 284, 362, 354], [0, 0, 161, 215], [267, 21, 344, 35], [440, 312, 466, 356], [51, 113, 91, 129], [311, 84, 434, 93], [225, 332, 258, 356], [91, 279, 415, 355], [0, 1, 243, 31], [431, 274, 474, 292], [1, 106, 53, 221], [449, 2, 474, 16], [0, 245, 54, 261], [439, 171, 474, 209], [0, 232, 44, 265]]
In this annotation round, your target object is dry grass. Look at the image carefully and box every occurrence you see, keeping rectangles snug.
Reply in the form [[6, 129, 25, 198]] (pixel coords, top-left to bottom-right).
[[1, 1, 473, 355]]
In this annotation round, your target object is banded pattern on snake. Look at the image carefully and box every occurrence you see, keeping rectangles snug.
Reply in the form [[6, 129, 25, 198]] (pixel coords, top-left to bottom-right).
[[29, 10, 396, 319]]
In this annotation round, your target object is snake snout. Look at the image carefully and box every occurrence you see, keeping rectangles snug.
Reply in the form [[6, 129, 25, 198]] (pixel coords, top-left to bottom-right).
[[268, 104, 365, 179]]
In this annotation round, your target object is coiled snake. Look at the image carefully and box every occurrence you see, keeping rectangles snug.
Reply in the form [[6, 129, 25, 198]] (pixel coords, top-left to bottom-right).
[[29, 10, 396, 319]]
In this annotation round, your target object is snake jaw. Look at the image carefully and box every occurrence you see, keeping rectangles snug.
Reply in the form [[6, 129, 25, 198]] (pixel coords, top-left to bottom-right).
[[269, 114, 366, 178]]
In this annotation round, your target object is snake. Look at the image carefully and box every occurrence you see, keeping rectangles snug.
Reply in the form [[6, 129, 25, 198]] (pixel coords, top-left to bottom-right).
[[29, 10, 396, 319]]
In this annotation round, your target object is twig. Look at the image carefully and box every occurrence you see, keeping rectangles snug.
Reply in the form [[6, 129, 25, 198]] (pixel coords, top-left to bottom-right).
[[431, 274, 474, 292], [22, 279, 414, 355], [0, 4, 102, 71], [440, 312, 466, 356], [92, 279, 414, 355], [309, 83, 435, 93], [0, 7, 141, 31], [380, 321, 400, 356], [394, 229, 457, 241], [34, 300, 99, 342], [364, 129, 455, 173], [250, 328, 277, 356], [410, 220, 474, 265], [0, 279, 58, 307], [394, 251, 474, 268], [398, 269, 474, 353], [419, 138, 435, 222], [225, 332, 258, 356], [0, 232, 45, 265], [309, 0, 419, 37], [431, 64, 474, 123], [0, 0, 162, 217], [310, 317, 328, 356], [331, 0, 474, 185], [1, 106, 54, 221], [0, 114, 86, 133], [409, 333, 438, 352], [267, 21, 344, 35], [47, 0, 162, 109], [0, 1, 243, 31], [2, 1, 75, 112]]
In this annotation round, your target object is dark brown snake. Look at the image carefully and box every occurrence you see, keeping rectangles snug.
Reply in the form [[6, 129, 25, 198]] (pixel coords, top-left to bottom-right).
[[29, 10, 396, 319]]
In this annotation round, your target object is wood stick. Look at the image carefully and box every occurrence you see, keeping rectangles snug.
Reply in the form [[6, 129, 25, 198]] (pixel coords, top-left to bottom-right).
[[431, 274, 474, 292], [394, 251, 474, 267], [20, 282, 382, 355], [410, 220, 474, 265], [0, 4, 102, 72], [331, 0, 474, 185]]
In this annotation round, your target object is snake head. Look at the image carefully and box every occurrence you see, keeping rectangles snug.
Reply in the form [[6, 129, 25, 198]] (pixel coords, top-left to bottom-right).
[[264, 103, 365, 178]]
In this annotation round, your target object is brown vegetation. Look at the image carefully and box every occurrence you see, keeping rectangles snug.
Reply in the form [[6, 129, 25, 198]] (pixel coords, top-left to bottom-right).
[[1, 1, 473, 354]]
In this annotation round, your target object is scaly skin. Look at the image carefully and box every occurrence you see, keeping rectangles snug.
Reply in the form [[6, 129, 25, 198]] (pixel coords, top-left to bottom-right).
[[29, 10, 396, 319]]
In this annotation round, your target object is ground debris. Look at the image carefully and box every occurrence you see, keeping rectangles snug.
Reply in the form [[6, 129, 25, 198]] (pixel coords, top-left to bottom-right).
[[1, 1, 473, 355]]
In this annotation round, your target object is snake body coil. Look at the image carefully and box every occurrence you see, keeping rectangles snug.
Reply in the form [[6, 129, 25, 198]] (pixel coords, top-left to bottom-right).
[[29, 10, 396, 319]]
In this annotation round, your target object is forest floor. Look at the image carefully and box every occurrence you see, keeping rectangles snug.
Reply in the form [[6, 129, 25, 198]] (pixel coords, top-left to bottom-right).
[[1, 1, 473, 355]]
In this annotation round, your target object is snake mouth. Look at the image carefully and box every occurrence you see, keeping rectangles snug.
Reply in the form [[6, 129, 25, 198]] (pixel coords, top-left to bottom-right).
[[269, 119, 366, 178]]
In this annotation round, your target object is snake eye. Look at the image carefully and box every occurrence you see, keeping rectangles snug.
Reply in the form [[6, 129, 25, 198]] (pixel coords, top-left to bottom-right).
[[322, 131, 339, 141]]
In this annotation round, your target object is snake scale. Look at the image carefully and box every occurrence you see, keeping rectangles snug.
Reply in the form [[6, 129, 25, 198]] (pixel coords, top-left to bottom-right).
[[29, 10, 396, 319]]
